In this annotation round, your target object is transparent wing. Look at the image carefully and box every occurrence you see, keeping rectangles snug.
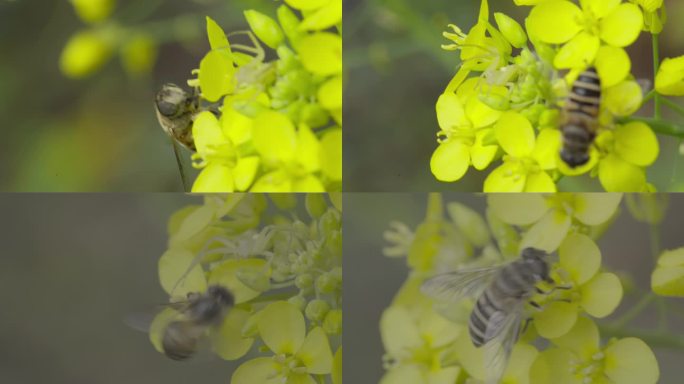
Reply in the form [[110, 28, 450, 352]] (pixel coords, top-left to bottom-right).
[[421, 265, 503, 303], [482, 304, 525, 384], [124, 301, 189, 333]]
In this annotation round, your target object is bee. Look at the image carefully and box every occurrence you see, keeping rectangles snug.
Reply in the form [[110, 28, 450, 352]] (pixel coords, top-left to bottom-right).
[[421, 248, 553, 384], [161, 285, 234, 360], [155, 83, 199, 152], [560, 66, 601, 168], [128, 285, 234, 361]]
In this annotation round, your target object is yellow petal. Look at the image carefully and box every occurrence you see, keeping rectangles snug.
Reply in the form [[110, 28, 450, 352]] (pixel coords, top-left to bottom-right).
[[526, 0, 583, 44], [604, 338, 660, 384], [595, 45, 630, 88], [495, 111, 535, 157], [524, 171, 557, 192], [599, 3, 643, 47], [520, 208, 571, 252], [431, 140, 471, 182], [483, 162, 526, 192], [553, 32, 600, 69]]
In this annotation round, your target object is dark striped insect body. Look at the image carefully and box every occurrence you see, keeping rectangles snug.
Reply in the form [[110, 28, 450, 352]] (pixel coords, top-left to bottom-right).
[[161, 285, 234, 360], [421, 248, 552, 384], [560, 67, 602, 168]]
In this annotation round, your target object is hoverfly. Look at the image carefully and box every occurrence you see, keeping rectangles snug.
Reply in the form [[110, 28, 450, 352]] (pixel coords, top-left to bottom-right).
[[154, 83, 221, 191], [421, 248, 554, 384]]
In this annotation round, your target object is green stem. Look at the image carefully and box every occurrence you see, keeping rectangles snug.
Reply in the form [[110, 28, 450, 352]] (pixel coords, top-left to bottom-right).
[[653, 33, 662, 119], [600, 324, 684, 350], [642, 90, 656, 104], [649, 223, 661, 261], [247, 292, 296, 304], [612, 293, 655, 328], [618, 116, 684, 138], [661, 97, 684, 117], [657, 297, 669, 331]]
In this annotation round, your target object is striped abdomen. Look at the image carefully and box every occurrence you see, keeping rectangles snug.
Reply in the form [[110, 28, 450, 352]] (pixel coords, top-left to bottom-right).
[[560, 67, 601, 168], [468, 260, 545, 347]]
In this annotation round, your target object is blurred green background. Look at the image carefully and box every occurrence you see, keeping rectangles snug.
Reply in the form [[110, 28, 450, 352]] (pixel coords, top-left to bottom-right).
[[344, 193, 684, 383], [0, 194, 245, 383], [0, 0, 279, 191], [344, 0, 684, 191]]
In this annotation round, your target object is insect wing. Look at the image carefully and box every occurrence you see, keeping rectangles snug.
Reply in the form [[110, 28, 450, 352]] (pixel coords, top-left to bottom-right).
[[124, 300, 190, 333], [421, 265, 503, 303], [482, 304, 525, 384]]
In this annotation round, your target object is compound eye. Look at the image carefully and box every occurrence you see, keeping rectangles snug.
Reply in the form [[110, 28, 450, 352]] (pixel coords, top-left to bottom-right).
[[156, 100, 179, 117]]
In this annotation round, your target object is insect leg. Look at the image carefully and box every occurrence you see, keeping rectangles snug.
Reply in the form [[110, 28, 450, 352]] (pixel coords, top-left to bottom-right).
[[520, 317, 533, 334], [172, 139, 189, 192]]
